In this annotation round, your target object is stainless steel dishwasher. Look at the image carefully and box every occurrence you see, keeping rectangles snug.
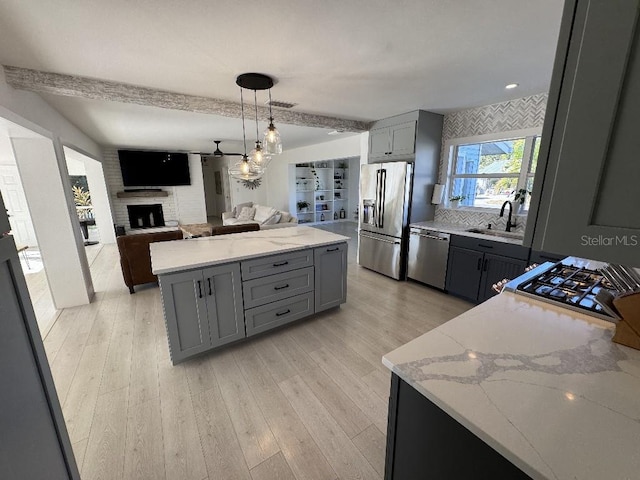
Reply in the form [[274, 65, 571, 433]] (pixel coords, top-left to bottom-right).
[[407, 228, 450, 289]]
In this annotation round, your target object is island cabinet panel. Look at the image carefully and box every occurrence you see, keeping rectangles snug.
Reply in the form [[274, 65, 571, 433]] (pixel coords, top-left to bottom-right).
[[314, 243, 348, 312], [242, 266, 314, 309], [478, 254, 527, 304], [160, 263, 243, 364], [245, 292, 314, 337], [385, 374, 531, 480], [241, 249, 313, 280]]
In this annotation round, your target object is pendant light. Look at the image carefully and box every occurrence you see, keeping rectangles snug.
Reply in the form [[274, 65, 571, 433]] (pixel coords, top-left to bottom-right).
[[249, 90, 272, 168], [229, 86, 264, 180], [263, 88, 282, 155]]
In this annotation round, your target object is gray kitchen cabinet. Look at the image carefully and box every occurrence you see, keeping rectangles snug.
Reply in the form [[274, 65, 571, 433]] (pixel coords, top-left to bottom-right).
[[160, 263, 243, 364], [1, 215, 79, 478], [478, 253, 527, 303], [526, 0, 640, 267], [445, 246, 484, 302], [368, 121, 416, 160], [446, 235, 529, 304], [245, 292, 314, 337], [314, 243, 348, 312]]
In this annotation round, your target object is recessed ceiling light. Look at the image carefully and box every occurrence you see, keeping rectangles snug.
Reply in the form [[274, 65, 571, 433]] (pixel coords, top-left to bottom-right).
[[505, 83, 519, 89]]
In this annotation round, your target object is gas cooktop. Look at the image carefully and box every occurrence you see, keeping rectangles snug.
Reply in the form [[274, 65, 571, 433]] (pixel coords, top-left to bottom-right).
[[507, 262, 615, 322]]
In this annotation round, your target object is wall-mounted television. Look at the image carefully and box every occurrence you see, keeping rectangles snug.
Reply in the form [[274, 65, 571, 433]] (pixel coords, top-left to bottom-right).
[[118, 150, 191, 187]]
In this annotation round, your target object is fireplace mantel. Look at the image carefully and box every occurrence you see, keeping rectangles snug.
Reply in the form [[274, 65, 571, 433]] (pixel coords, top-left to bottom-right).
[[116, 190, 169, 198]]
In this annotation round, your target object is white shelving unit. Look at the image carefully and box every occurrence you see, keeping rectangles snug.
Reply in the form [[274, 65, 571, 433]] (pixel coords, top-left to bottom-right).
[[293, 160, 352, 225]]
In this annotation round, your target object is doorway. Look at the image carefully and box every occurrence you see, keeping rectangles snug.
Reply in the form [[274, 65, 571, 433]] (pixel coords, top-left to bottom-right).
[[202, 155, 230, 224]]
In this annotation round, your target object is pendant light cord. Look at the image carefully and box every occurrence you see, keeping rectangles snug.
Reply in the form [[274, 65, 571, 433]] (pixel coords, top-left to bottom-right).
[[240, 87, 247, 156], [254, 90, 260, 142], [268, 89, 273, 122]]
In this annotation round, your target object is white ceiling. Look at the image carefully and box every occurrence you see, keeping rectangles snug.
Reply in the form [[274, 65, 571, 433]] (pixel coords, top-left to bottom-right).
[[0, 0, 565, 152]]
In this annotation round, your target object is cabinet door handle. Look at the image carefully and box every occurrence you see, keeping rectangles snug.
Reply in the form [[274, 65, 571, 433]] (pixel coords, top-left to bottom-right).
[[208, 277, 213, 296], [483, 259, 488, 271], [197, 280, 203, 299], [274, 283, 289, 291], [275, 309, 291, 317], [478, 243, 494, 249], [327, 247, 339, 252], [477, 258, 482, 270], [273, 261, 289, 267]]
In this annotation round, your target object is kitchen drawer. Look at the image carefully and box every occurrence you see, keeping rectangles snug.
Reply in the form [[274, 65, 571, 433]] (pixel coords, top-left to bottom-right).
[[241, 249, 313, 280], [245, 292, 314, 337], [450, 235, 530, 261], [242, 266, 314, 309]]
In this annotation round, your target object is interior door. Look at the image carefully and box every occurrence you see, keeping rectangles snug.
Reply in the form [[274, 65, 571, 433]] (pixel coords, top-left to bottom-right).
[[0, 165, 38, 246], [0, 235, 78, 479]]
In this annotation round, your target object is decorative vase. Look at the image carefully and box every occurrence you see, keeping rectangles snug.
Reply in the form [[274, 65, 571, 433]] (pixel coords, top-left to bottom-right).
[[451, 200, 460, 209]]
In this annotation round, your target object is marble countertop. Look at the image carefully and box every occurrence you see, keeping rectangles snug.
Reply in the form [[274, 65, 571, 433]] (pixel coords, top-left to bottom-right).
[[151, 226, 349, 275], [383, 292, 640, 480], [410, 220, 524, 245]]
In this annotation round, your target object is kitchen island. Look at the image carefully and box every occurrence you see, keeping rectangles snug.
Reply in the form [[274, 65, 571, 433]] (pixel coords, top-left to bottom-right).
[[151, 226, 349, 364], [383, 292, 640, 479]]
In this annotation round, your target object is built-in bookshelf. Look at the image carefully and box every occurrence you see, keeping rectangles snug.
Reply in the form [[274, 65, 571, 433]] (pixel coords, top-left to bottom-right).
[[292, 159, 353, 224]]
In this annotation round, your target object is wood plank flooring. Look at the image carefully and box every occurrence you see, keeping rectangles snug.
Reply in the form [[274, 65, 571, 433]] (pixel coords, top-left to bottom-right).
[[41, 222, 471, 479]]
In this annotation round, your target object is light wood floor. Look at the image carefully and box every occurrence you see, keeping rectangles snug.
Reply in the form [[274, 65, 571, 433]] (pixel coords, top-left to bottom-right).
[[42, 222, 471, 480]]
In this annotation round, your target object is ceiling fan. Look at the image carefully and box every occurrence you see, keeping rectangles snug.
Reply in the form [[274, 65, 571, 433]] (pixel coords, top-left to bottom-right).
[[203, 140, 243, 157]]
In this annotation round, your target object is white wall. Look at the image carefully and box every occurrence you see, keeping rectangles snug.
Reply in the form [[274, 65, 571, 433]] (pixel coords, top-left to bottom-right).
[[12, 137, 93, 307], [265, 134, 366, 212], [174, 154, 207, 224]]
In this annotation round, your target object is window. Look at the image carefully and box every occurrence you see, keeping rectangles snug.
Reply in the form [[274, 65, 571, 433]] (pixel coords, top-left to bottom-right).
[[447, 134, 540, 210]]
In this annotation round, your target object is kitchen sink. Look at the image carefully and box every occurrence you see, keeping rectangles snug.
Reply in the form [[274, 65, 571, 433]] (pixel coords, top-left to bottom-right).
[[465, 228, 524, 240]]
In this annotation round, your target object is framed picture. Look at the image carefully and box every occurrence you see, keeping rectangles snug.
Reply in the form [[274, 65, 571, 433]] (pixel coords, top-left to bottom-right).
[[214, 171, 222, 194]]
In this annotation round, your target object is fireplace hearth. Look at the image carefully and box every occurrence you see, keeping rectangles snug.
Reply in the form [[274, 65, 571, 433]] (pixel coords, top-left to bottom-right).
[[127, 204, 165, 229]]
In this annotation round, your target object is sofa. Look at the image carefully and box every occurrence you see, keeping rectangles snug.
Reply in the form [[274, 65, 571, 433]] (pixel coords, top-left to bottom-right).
[[222, 202, 298, 229], [116, 230, 183, 294]]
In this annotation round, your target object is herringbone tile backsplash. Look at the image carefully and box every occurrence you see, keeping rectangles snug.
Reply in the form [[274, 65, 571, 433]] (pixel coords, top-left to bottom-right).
[[435, 93, 548, 230]]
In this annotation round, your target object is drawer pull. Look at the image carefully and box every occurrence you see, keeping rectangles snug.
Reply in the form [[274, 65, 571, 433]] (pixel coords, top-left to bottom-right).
[[274, 283, 290, 291], [197, 280, 203, 299], [273, 261, 289, 267], [478, 243, 494, 249], [207, 277, 213, 296], [275, 309, 291, 317], [327, 247, 339, 252]]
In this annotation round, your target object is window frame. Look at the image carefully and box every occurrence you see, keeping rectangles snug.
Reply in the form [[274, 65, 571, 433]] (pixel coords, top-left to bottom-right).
[[443, 127, 542, 212]]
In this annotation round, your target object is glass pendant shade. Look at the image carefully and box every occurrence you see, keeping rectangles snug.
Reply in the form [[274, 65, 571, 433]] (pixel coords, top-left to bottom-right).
[[263, 120, 282, 155], [229, 155, 264, 180], [249, 141, 272, 168]]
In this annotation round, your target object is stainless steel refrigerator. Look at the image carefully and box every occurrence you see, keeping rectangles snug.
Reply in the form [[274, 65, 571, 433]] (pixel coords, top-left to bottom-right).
[[358, 162, 412, 279]]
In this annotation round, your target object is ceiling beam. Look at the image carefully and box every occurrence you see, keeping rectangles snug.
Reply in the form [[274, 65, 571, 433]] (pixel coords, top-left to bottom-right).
[[3, 65, 371, 132]]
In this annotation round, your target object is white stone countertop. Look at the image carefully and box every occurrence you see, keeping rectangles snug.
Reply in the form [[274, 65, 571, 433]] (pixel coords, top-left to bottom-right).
[[383, 292, 640, 480], [410, 220, 524, 245], [150, 226, 349, 275]]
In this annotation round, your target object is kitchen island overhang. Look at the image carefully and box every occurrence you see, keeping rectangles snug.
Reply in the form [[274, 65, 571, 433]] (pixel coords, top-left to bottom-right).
[[150, 227, 349, 364]]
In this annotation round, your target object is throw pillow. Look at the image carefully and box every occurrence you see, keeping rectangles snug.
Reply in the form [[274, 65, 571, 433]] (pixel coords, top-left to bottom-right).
[[280, 211, 293, 223], [237, 206, 256, 221], [262, 213, 281, 225], [233, 202, 253, 217], [254, 204, 278, 224]]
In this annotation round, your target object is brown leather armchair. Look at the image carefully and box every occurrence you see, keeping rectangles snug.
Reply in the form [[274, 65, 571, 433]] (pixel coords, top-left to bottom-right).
[[116, 230, 183, 293]]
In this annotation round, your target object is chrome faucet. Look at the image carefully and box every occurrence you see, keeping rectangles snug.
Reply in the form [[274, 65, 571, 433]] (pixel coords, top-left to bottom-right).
[[499, 201, 516, 232]]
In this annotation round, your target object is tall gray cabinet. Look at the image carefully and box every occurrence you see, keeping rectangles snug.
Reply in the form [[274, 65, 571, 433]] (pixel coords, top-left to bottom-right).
[[526, 0, 640, 267], [0, 193, 79, 480]]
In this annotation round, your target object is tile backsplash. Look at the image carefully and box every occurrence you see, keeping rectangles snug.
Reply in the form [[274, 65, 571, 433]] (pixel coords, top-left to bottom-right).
[[435, 93, 547, 229], [435, 208, 527, 233]]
